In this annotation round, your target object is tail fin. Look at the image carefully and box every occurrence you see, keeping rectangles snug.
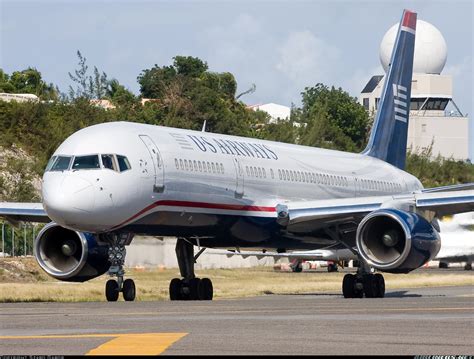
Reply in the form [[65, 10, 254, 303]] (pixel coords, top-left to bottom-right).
[[363, 9, 417, 170]]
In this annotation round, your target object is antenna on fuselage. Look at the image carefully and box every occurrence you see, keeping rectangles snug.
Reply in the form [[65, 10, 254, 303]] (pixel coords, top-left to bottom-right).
[[202, 120, 207, 132]]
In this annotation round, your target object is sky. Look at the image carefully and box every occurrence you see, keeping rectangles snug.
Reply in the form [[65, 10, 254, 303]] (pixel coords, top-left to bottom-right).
[[1, 0, 472, 156]]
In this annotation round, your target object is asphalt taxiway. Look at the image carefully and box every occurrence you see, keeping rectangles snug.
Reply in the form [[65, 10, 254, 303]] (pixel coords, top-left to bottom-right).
[[1, 285, 473, 355]]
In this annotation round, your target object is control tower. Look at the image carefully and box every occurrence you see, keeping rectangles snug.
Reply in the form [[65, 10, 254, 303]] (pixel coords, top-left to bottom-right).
[[360, 19, 469, 161]]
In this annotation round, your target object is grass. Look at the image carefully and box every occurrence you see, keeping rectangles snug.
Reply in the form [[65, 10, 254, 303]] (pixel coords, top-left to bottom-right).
[[0, 260, 472, 302]]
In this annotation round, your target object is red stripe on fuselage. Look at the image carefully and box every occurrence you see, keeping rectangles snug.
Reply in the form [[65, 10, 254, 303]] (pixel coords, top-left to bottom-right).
[[110, 200, 276, 230]]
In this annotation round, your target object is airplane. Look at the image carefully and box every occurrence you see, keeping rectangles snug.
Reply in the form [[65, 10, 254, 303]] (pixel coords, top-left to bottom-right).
[[1, 9, 473, 301], [437, 213, 474, 270]]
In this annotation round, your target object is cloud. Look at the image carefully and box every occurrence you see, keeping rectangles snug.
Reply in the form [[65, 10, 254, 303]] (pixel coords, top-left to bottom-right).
[[275, 30, 340, 93]]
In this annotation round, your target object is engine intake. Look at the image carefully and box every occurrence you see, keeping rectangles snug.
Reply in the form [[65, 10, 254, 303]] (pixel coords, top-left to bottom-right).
[[34, 223, 110, 282], [356, 209, 441, 273]]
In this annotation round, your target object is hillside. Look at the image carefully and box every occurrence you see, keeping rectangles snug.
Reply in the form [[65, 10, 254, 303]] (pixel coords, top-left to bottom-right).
[[0, 145, 42, 202]]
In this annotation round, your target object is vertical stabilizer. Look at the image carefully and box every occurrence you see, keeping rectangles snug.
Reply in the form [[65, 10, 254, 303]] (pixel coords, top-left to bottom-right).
[[363, 10, 417, 169]]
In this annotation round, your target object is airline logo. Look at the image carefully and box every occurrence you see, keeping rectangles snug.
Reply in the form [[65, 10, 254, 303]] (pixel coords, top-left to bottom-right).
[[392, 84, 408, 123]]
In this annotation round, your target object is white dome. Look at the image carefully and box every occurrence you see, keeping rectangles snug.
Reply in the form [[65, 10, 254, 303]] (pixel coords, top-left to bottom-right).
[[380, 19, 447, 74]]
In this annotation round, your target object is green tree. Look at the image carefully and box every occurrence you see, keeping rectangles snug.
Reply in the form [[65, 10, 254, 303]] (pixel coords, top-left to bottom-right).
[[0, 68, 58, 100], [173, 56, 208, 77], [296, 84, 370, 151], [68, 50, 110, 100]]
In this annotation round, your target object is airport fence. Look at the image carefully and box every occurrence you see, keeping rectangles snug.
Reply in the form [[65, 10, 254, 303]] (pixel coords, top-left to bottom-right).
[[0, 222, 40, 258]]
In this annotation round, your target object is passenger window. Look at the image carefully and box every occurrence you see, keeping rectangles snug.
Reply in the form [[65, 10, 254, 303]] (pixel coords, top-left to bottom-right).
[[263, 168, 266, 178], [72, 155, 100, 170], [246, 166, 250, 176], [175, 159, 179, 170], [211, 162, 216, 173], [102, 154, 117, 171], [184, 160, 189, 171], [220, 164, 224, 174], [116, 155, 131, 172], [50, 156, 71, 171], [180, 159, 184, 170], [193, 160, 198, 172], [258, 167, 262, 178]]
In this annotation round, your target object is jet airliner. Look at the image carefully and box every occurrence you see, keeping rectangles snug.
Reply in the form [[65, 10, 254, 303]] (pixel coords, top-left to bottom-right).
[[1, 9, 473, 301]]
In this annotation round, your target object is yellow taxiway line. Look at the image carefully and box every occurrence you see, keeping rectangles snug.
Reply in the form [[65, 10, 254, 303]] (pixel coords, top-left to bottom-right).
[[0, 333, 188, 355]]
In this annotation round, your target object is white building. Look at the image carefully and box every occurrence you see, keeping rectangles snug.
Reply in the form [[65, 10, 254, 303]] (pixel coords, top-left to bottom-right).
[[248, 103, 291, 123], [360, 20, 470, 161], [0, 93, 39, 103]]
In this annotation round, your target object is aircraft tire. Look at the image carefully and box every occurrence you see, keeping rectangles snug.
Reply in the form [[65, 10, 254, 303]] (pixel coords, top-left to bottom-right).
[[188, 278, 201, 300], [342, 274, 355, 298], [169, 278, 183, 301], [362, 274, 377, 298], [374, 274, 385, 298], [464, 263, 472, 271], [105, 279, 119, 302], [200, 278, 213, 300], [123, 279, 136, 301]]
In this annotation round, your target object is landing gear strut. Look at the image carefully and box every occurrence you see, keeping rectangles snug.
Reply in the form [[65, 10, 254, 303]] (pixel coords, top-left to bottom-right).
[[103, 232, 136, 302], [342, 261, 385, 298], [169, 238, 213, 301]]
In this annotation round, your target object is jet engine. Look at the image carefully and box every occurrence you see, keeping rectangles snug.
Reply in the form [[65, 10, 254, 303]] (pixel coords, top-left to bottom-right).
[[34, 222, 110, 282], [356, 209, 441, 273]]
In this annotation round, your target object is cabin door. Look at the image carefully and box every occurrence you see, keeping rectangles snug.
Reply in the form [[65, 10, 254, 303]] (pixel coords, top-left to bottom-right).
[[139, 135, 165, 193], [233, 158, 244, 198]]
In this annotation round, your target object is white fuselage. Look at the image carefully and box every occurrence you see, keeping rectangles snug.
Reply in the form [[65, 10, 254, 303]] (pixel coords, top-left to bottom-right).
[[42, 122, 423, 248]]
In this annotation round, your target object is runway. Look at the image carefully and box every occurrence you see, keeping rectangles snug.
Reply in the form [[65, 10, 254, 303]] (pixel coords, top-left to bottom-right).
[[1, 285, 473, 355]]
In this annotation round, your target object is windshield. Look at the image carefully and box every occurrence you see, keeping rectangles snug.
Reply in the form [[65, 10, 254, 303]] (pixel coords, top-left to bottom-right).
[[117, 155, 131, 172], [50, 156, 72, 171], [72, 155, 100, 170], [45, 156, 57, 171]]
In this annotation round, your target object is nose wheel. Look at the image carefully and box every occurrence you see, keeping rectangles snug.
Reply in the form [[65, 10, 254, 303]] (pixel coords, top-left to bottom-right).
[[104, 234, 136, 302], [105, 278, 136, 302]]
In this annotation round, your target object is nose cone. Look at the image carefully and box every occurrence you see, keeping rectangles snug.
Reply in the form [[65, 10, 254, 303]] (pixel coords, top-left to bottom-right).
[[43, 174, 95, 227]]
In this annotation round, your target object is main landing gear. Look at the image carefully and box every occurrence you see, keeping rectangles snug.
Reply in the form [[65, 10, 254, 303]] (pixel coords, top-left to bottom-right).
[[103, 233, 136, 302], [342, 262, 385, 298], [169, 238, 214, 301]]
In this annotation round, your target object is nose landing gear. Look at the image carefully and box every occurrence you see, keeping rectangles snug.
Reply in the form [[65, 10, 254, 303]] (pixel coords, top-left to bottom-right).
[[169, 238, 214, 301], [102, 233, 136, 302]]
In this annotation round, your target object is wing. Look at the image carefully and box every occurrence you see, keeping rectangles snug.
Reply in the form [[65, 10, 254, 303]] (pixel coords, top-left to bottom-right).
[[276, 188, 474, 234], [0, 202, 50, 224]]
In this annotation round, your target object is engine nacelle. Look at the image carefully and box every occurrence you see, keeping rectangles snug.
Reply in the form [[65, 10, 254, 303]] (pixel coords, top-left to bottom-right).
[[34, 223, 110, 282], [356, 209, 441, 273]]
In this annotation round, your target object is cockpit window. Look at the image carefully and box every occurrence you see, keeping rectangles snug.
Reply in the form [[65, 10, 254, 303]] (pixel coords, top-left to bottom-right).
[[116, 155, 131, 172], [50, 156, 72, 171], [101, 154, 117, 171], [72, 155, 100, 170], [45, 156, 57, 171]]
